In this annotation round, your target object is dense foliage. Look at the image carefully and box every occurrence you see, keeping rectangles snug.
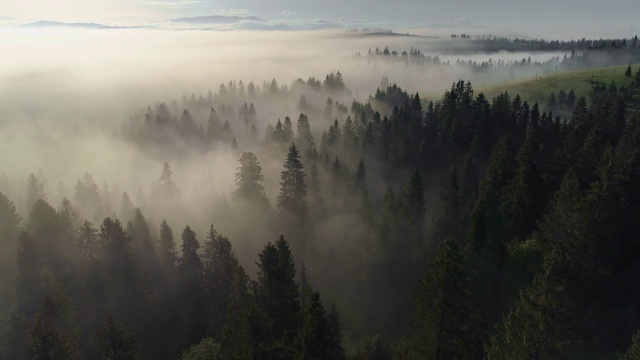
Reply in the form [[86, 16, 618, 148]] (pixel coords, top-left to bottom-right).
[[1, 46, 640, 358]]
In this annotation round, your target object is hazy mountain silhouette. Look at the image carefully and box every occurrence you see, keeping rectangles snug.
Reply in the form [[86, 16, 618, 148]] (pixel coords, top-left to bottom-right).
[[21, 20, 134, 29], [169, 15, 266, 24]]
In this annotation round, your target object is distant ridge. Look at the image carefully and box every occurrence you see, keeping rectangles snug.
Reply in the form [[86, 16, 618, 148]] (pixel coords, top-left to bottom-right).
[[169, 15, 266, 24], [21, 20, 126, 29]]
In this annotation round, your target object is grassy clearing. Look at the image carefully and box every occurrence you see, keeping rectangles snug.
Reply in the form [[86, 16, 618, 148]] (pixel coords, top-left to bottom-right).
[[479, 64, 639, 105]]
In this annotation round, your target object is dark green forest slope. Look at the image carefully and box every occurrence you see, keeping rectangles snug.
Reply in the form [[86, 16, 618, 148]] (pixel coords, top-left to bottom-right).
[[2, 61, 640, 359]]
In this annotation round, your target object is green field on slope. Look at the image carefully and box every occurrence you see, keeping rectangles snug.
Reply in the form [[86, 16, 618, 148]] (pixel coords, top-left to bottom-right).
[[480, 63, 639, 105]]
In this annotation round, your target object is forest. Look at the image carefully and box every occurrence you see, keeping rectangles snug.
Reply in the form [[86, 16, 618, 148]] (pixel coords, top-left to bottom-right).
[[2, 30, 640, 359], [354, 35, 640, 84]]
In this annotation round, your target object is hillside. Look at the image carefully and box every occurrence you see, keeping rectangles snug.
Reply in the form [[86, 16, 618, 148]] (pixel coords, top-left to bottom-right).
[[481, 63, 639, 107]]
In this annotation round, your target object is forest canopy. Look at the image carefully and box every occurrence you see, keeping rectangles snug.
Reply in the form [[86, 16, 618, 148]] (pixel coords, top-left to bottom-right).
[[1, 30, 640, 359]]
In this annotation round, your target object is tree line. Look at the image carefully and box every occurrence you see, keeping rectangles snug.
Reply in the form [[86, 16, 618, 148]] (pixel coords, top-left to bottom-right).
[[2, 64, 640, 358]]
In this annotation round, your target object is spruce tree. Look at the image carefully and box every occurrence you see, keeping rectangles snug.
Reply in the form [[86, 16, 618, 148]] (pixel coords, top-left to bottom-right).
[[303, 292, 332, 360], [78, 221, 99, 262], [354, 159, 367, 192], [158, 220, 178, 271], [255, 236, 301, 357], [295, 113, 315, 152], [201, 225, 246, 339], [432, 166, 461, 246], [25, 313, 78, 360], [57, 198, 81, 235], [326, 304, 346, 360], [180, 338, 222, 360], [471, 135, 515, 259], [154, 162, 179, 201], [96, 316, 140, 360], [234, 152, 269, 208], [0, 191, 21, 313], [307, 159, 325, 215], [500, 125, 543, 241], [74, 173, 104, 223], [119, 191, 135, 221], [487, 247, 574, 360], [26, 200, 72, 281], [26, 174, 46, 213], [177, 226, 206, 350], [283, 117, 294, 143], [277, 144, 308, 218], [412, 238, 479, 360], [400, 169, 426, 249], [127, 209, 163, 294], [206, 108, 221, 142], [99, 217, 149, 337], [16, 232, 41, 318]]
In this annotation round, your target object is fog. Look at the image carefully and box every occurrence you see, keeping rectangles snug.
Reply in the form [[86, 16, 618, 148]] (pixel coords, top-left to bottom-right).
[[2, 27, 635, 351], [0, 28, 570, 185], [0, 26, 604, 278]]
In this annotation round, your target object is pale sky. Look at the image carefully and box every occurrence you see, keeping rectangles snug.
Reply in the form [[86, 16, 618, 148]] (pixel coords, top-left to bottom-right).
[[1, 0, 638, 37]]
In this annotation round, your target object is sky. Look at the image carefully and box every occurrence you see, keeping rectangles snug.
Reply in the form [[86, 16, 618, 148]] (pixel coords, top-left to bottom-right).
[[0, 0, 639, 38]]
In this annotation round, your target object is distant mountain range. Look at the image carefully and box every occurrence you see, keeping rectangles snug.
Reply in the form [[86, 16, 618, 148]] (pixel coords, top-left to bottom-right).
[[18, 16, 269, 30], [169, 15, 266, 24], [21, 20, 127, 29], [15, 15, 350, 32]]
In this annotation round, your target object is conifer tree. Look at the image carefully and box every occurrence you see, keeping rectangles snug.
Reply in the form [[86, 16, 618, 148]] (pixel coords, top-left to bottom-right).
[[303, 292, 332, 360], [0, 191, 21, 309], [201, 225, 247, 339], [57, 198, 81, 235], [26, 313, 78, 360], [26, 200, 70, 277], [354, 159, 367, 192], [500, 125, 543, 241], [78, 221, 99, 262], [432, 166, 461, 245], [299, 262, 313, 313], [178, 226, 202, 285], [234, 152, 269, 208], [96, 316, 140, 360], [206, 108, 220, 142], [295, 113, 315, 152], [100, 218, 148, 331], [74, 173, 104, 223], [16, 232, 41, 316], [377, 186, 398, 250], [154, 162, 179, 200], [343, 116, 355, 145], [255, 236, 301, 357], [283, 117, 294, 144], [177, 226, 206, 350], [487, 246, 574, 360], [401, 169, 426, 248], [471, 135, 516, 257], [326, 303, 346, 360], [26, 174, 46, 213], [460, 143, 479, 203], [158, 220, 178, 271], [127, 209, 164, 296], [413, 238, 479, 360], [180, 338, 222, 360], [277, 144, 308, 218], [308, 160, 323, 207]]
